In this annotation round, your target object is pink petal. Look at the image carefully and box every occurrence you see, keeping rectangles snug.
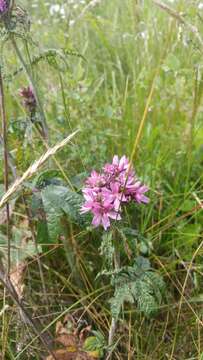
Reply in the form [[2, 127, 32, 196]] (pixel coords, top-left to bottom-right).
[[80, 204, 91, 213], [101, 214, 110, 230], [108, 211, 121, 220], [141, 195, 150, 203], [114, 198, 121, 211], [119, 155, 128, 169], [113, 155, 119, 166], [92, 214, 102, 227]]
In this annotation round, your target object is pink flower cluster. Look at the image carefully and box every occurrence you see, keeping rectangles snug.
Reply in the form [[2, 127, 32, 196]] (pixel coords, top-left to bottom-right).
[[81, 155, 149, 230], [0, 0, 8, 14]]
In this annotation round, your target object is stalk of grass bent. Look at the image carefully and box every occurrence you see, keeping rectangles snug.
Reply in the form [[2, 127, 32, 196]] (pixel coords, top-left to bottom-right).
[[34, 125, 75, 190], [0, 130, 79, 209]]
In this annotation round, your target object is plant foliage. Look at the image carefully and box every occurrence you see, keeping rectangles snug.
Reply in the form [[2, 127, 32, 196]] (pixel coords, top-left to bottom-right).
[[110, 256, 165, 320], [41, 184, 89, 243]]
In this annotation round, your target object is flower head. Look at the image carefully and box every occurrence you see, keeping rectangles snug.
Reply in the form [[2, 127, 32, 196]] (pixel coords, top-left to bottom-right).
[[19, 86, 37, 114], [0, 0, 8, 14], [85, 170, 105, 188], [81, 155, 149, 230]]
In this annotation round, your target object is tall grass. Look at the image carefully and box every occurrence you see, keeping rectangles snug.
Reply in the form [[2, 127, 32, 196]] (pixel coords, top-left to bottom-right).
[[0, 0, 203, 359]]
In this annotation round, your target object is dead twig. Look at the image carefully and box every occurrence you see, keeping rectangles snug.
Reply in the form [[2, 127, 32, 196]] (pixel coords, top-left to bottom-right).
[[0, 260, 57, 360]]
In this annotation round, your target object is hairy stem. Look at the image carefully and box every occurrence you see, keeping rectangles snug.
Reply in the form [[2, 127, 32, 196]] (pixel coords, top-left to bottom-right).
[[108, 233, 120, 357], [0, 66, 11, 277]]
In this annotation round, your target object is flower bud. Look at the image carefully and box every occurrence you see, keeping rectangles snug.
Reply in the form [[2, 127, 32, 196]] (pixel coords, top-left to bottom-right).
[[19, 86, 37, 114]]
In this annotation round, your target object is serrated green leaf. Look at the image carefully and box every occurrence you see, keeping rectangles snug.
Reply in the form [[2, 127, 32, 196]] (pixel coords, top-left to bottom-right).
[[36, 220, 49, 246], [41, 185, 89, 242], [110, 257, 165, 320]]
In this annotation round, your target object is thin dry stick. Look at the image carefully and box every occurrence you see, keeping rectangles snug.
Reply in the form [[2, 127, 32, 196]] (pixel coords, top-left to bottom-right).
[[0, 67, 11, 277], [0, 130, 79, 209], [0, 261, 57, 360], [152, 0, 203, 49]]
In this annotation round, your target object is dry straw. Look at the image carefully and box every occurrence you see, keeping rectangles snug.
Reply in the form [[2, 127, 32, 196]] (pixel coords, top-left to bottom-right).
[[0, 130, 79, 209], [152, 0, 203, 49]]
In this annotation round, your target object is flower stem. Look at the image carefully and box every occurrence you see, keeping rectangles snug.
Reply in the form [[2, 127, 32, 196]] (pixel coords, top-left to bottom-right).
[[108, 233, 120, 357], [10, 36, 74, 189], [10, 36, 49, 140], [0, 65, 11, 277]]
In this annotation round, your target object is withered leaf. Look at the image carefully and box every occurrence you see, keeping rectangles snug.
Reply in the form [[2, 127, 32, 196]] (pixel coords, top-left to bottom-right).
[[46, 316, 100, 360], [10, 261, 27, 299], [56, 321, 69, 336], [46, 349, 97, 360], [56, 334, 78, 348], [55, 319, 79, 348], [79, 326, 92, 343]]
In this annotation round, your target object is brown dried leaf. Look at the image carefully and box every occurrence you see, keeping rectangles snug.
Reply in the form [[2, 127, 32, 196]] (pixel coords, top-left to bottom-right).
[[46, 316, 97, 360], [46, 348, 75, 360], [79, 326, 92, 343], [63, 314, 77, 328], [10, 261, 27, 299], [55, 319, 78, 347], [56, 334, 78, 348], [46, 349, 96, 360], [56, 321, 69, 336]]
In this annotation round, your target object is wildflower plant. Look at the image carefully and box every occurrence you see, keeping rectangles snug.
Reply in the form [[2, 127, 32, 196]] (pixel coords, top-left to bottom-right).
[[81, 155, 149, 230], [81, 156, 165, 350]]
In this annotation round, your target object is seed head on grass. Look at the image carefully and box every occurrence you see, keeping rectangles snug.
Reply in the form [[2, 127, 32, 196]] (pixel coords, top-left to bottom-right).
[[81, 155, 149, 230]]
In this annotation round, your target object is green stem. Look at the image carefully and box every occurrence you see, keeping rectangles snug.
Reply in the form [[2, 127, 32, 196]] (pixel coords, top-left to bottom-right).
[[11, 36, 49, 140], [0, 66, 11, 277], [11, 37, 75, 189], [108, 230, 120, 355]]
